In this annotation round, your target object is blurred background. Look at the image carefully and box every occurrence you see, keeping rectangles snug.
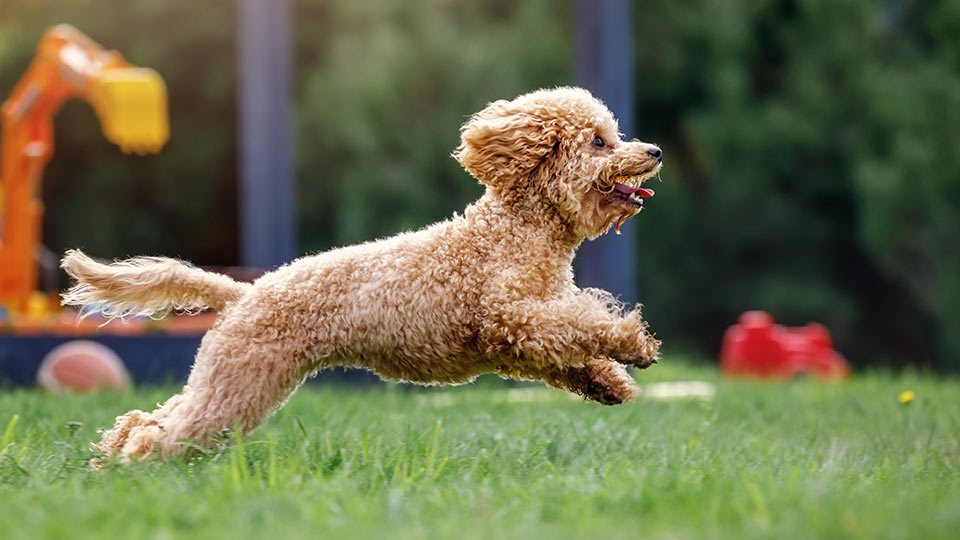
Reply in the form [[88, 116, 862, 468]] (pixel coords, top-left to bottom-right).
[[1, 0, 958, 371]]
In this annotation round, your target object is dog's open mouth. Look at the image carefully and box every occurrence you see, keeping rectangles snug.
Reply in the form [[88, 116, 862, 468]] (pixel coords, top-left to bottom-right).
[[597, 169, 658, 209], [609, 182, 655, 208], [591, 162, 661, 234]]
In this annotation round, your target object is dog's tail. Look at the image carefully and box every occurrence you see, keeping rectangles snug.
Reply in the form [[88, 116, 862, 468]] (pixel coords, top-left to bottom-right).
[[61, 249, 252, 320]]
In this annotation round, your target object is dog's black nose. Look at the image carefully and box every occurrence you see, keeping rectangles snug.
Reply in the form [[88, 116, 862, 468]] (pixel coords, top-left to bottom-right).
[[647, 147, 662, 161]]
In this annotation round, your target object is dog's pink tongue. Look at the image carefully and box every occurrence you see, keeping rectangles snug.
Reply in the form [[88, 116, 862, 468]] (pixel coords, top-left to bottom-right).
[[613, 183, 655, 197]]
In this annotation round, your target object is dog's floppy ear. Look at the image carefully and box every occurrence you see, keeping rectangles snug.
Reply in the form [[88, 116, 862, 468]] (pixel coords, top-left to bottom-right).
[[453, 100, 559, 190]]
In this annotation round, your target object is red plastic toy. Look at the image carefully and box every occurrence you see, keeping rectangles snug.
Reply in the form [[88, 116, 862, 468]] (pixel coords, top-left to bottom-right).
[[719, 311, 850, 380]]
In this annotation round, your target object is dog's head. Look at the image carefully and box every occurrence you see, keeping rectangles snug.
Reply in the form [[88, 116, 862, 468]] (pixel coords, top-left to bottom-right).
[[454, 87, 662, 239]]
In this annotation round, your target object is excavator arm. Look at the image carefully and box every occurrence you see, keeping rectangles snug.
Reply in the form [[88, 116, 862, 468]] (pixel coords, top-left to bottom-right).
[[0, 24, 168, 312]]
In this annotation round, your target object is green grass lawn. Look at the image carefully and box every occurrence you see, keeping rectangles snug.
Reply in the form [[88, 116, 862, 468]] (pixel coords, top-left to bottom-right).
[[1, 361, 958, 539]]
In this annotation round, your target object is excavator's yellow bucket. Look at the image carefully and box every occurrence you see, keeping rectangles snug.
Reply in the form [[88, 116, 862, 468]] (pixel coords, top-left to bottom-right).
[[88, 67, 170, 154]]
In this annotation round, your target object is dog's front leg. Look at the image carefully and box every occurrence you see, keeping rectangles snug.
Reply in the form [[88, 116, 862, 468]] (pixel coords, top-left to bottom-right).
[[481, 293, 660, 369], [496, 357, 638, 405]]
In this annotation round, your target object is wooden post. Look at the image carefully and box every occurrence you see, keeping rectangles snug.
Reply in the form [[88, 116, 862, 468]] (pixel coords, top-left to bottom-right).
[[238, 0, 295, 268], [575, 0, 637, 303]]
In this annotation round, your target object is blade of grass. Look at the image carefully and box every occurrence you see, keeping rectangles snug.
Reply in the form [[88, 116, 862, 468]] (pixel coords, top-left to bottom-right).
[[230, 422, 250, 489], [1, 415, 19, 456]]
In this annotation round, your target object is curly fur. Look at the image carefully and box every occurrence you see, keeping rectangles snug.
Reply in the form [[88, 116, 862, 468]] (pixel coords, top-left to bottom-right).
[[62, 87, 663, 462], [62, 250, 250, 318]]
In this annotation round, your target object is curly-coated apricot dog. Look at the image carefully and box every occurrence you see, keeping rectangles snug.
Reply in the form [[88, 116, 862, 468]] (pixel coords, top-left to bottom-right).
[[61, 87, 663, 461]]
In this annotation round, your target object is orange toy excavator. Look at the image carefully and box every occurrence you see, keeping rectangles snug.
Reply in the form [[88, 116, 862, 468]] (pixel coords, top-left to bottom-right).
[[0, 24, 169, 313]]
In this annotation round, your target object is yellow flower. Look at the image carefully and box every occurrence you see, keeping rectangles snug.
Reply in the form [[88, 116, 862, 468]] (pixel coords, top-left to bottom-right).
[[899, 390, 915, 404]]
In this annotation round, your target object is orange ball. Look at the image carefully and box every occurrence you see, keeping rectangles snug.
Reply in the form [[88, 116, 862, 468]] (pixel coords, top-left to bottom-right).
[[37, 341, 129, 393]]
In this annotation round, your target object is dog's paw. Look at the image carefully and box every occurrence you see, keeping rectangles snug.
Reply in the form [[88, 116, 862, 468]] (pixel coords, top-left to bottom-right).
[[610, 333, 661, 369], [602, 316, 661, 369], [584, 377, 628, 405], [90, 410, 163, 467], [578, 359, 638, 406]]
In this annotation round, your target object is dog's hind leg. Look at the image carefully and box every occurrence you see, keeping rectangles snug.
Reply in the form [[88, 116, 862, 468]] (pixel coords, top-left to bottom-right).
[[94, 318, 314, 462]]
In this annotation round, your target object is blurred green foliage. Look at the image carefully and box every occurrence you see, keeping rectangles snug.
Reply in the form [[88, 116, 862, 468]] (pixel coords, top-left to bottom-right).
[[0, 0, 957, 369], [294, 0, 570, 249], [630, 0, 960, 369]]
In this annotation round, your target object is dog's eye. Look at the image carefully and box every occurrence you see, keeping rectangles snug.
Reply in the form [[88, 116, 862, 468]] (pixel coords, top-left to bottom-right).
[[592, 135, 605, 148]]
